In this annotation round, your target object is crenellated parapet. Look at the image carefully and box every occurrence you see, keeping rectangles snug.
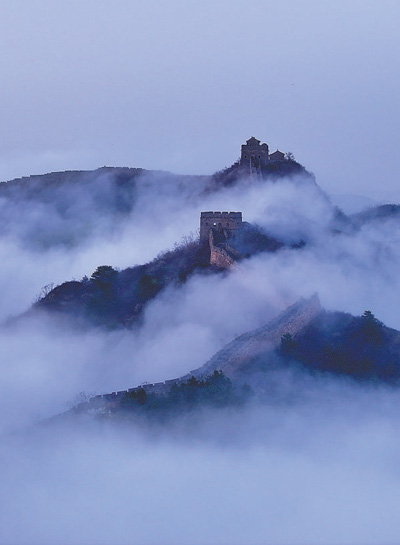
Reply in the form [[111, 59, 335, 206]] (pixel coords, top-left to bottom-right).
[[200, 211, 242, 242]]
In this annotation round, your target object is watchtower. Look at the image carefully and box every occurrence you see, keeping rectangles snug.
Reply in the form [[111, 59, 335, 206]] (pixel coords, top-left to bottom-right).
[[269, 149, 285, 161], [240, 137, 269, 169], [200, 211, 242, 242]]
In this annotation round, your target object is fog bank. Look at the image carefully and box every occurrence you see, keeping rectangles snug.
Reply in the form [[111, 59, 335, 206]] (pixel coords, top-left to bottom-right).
[[1, 378, 400, 545], [0, 169, 399, 544]]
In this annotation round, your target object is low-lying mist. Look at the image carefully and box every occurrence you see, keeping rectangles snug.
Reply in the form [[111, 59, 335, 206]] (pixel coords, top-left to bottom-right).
[[1, 168, 400, 544], [2, 376, 400, 545], [2, 170, 400, 426]]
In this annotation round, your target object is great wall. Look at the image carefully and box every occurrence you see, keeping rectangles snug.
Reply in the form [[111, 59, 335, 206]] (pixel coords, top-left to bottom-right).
[[195, 294, 321, 379], [82, 295, 322, 412], [209, 227, 242, 268], [73, 136, 301, 411], [199, 137, 287, 269], [200, 211, 243, 269], [240, 136, 286, 174]]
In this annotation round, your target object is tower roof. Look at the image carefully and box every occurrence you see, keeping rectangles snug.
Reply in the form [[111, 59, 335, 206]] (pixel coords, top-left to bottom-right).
[[246, 136, 261, 145]]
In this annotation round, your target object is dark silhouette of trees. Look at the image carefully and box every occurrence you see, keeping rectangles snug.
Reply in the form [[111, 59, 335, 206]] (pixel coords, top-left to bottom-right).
[[280, 333, 297, 357], [121, 387, 147, 408], [120, 370, 250, 417], [360, 310, 383, 346], [90, 265, 118, 286], [87, 265, 119, 321], [278, 309, 399, 382], [138, 274, 160, 299]]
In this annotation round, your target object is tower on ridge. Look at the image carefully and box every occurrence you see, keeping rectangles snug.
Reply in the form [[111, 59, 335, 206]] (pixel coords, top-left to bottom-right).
[[240, 137, 269, 169], [200, 211, 242, 243]]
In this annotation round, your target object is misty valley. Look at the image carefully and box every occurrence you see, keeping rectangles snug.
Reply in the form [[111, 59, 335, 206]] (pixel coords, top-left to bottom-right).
[[2, 0, 400, 538], [2, 149, 400, 544]]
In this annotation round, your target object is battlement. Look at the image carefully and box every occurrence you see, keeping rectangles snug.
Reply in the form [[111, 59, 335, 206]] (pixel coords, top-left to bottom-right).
[[200, 211, 242, 242], [201, 211, 242, 218]]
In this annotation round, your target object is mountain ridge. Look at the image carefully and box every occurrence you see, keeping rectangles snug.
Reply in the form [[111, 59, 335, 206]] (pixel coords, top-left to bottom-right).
[[59, 295, 400, 423]]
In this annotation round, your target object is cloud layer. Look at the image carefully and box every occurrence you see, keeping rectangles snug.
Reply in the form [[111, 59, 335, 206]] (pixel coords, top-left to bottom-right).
[[0, 170, 399, 544]]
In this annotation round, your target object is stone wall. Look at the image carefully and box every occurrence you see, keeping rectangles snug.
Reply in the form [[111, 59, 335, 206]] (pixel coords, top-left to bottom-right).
[[197, 294, 322, 378], [209, 229, 240, 269], [79, 295, 322, 413]]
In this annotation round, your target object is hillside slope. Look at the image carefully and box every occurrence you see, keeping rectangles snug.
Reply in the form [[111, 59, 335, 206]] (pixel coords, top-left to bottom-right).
[[350, 204, 400, 228], [195, 294, 322, 379], [61, 297, 400, 422], [282, 309, 400, 381], [0, 159, 321, 250], [31, 224, 286, 328]]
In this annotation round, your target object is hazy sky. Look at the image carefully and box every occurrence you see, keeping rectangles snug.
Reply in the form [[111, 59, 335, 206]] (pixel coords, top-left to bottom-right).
[[0, 0, 399, 199]]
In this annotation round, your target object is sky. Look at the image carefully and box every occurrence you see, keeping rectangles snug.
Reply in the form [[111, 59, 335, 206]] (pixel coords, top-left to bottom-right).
[[0, 0, 399, 200]]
